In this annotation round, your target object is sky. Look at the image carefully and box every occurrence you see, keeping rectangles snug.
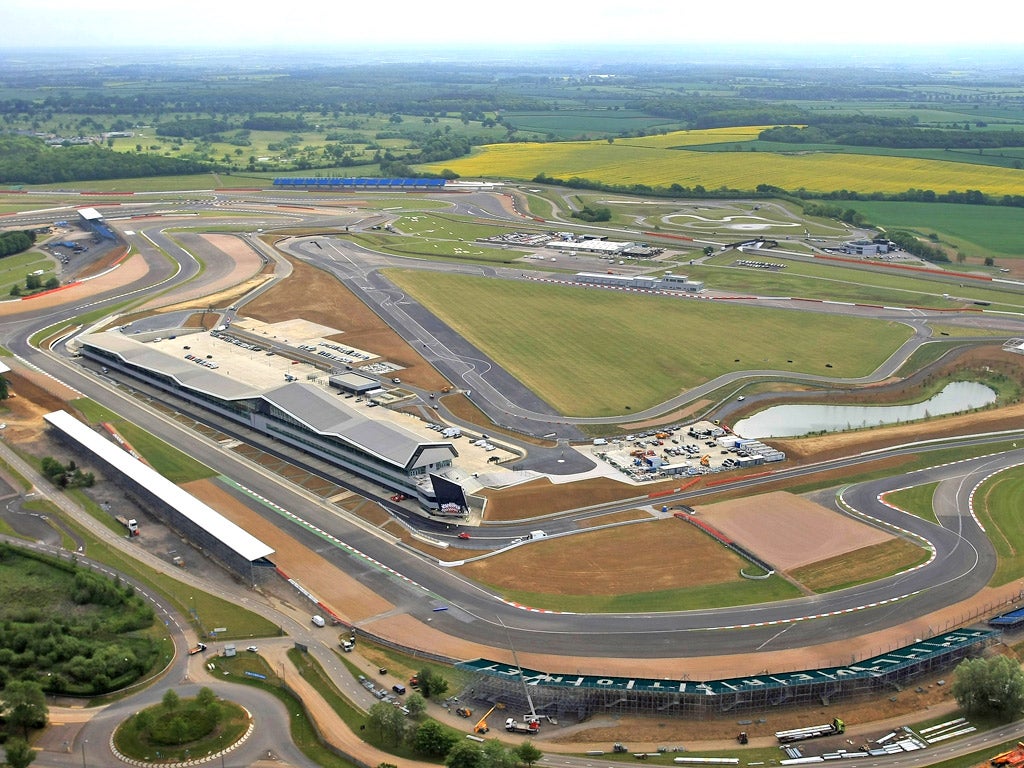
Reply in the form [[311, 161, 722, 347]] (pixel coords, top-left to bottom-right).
[[2, 0, 1021, 52]]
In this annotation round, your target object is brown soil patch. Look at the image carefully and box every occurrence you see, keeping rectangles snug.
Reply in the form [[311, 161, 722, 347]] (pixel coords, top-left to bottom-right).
[[180, 478, 392, 623], [619, 398, 714, 431], [243, 256, 451, 392], [457, 519, 745, 594], [480, 476, 653, 520], [0, 368, 75, 444], [697, 491, 893, 571]]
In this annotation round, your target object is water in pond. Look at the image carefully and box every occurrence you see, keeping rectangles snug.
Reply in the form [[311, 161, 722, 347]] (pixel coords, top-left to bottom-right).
[[733, 381, 997, 439]]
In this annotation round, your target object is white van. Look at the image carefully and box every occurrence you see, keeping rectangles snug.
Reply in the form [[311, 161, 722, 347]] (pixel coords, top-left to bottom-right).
[[528, 530, 547, 540], [311, 615, 326, 628]]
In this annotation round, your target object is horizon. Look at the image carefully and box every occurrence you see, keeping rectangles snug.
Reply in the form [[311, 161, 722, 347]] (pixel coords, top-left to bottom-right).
[[3, 0, 1023, 63]]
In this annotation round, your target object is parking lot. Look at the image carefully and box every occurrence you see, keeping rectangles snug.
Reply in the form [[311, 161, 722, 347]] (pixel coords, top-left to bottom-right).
[[591, 420, 785, 483]]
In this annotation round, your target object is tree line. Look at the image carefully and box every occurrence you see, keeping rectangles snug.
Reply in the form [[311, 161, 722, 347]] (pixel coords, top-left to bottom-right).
[[0, 136, 208, 184], [0, 229, 36, 257], [760, 120, 1024, 150]]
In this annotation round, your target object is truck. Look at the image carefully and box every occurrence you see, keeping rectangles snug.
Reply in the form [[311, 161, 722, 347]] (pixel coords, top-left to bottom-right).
[[528, 530, 547, 540], [991, 743, 1024, 767], [505, 717, 539, 734], [187, 642, 207, 655], [613, 744, 629, 753], [115, 516, 139, 536], [775, 718, 844, 743]]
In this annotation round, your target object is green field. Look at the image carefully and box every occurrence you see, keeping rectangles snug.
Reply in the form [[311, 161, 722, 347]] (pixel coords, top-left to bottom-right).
[[70, 398, 216, 483], [975, 466, 1024, 586], [837, 200, 1024, 258], [0, 250, 56, 295], [387, 269, 914, 416], [692, 253, 1024, 309]]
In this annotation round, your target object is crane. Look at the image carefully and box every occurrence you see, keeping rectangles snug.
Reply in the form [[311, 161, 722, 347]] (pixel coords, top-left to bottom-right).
[[474, 702, 504, 734]]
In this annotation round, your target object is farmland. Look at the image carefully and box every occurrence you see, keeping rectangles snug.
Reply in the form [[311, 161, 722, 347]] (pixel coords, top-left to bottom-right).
[[386, 269, 913, 417], [422, 133, 1024, 196], [838, 200, 1024, 258]]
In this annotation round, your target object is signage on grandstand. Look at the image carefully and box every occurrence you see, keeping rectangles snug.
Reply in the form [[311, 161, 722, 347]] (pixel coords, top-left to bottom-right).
[[430, 473, 468, 516]]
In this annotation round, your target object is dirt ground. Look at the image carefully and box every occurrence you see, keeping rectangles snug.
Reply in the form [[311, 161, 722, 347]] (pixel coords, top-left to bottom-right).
[[698, 491, 893, 572], [243, 255, 452, 392], [458, 518, 747, 594]]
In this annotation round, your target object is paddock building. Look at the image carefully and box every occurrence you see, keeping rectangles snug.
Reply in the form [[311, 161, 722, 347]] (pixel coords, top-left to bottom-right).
[[43, 409, 275, 583], [457, 628, 996, 720], [571, 271, 704, 292], [77, 331, 462, 512]]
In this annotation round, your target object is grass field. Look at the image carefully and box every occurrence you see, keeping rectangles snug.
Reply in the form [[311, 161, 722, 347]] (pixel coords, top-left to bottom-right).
[[71, 398, 216, 483], [974, 466, 1024, 586], [883, 483, 941, 525], [788, 538, 930, 592], [838, 200, 1024, 258], [692, 253, 1024, 309], [0, 250, 56, 295], [387, 269, 914, 416], [422, 129, 1024, 196]]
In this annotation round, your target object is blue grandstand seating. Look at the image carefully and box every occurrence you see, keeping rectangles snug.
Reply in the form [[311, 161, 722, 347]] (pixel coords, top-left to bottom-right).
[[273, 177, 446, 190]]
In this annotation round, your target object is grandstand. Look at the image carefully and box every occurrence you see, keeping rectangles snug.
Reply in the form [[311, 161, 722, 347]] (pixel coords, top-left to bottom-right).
[[457, 628, 996, 720], [77, 207, 117, 240], [43, 410, 276, 583], [273, 177, 446, 190]]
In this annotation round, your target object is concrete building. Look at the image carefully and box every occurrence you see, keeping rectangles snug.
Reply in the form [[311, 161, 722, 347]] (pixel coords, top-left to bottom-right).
[[78, 332, 460, 511]]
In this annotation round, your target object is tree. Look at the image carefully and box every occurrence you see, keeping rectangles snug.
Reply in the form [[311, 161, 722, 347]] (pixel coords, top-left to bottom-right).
[[405, 691, 427, 719], [445, 740, 483, 768], [483, 739, 517, 768], [162, 688, 181, 711], [952, 655, 1024, 720], [367, 701, 406, 746], [416, 668, 449, 700], [412, 719, 457, 758], [515, 742, 544, 767], [25, 273, 41, 291], [2, 737, 36, 768], [1, 680, 48, 738]]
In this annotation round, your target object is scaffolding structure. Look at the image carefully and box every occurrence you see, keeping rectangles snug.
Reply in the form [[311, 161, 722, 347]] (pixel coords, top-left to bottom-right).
[[456, 628, 996, 721]]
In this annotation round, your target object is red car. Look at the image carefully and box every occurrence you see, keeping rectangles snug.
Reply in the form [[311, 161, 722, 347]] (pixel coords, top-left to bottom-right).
[[457, 532, 471, 540]]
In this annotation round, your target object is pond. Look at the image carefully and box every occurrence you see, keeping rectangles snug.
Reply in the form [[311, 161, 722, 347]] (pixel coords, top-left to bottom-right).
[[732, 381, 997, 439]]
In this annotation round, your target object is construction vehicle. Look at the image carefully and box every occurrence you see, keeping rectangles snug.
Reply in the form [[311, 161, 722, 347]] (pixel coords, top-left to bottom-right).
[[505, 717, 539, 734], [775, 717, 844, 743], [700, 455, 710, 467], [613, 744, 629, 753], [116, 516, 139, 536], [737, 732, 748, 745], [991, 743, 1024, 767], [454, 706, 472, 718], [474, 703, 504, 734]]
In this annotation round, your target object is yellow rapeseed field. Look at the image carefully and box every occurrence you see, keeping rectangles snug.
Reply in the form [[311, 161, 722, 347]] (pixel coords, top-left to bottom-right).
[[424, 128, 1024, 196]]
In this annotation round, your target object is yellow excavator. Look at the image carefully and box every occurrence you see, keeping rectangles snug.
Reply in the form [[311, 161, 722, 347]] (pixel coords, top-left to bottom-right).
[[474, 702, 505, 734]]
